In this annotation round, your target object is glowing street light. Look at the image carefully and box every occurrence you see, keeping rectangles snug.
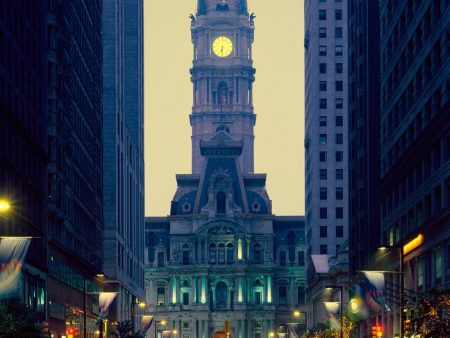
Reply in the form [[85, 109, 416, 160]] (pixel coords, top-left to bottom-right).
[[0, 199, 11, 212], [293, 310, 301, 317], [138, 301, 146, 308], [269, 332, 275, 337]]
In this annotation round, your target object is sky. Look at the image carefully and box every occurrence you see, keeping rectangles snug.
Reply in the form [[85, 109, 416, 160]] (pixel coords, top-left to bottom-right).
[[144, 0, 305, 216]]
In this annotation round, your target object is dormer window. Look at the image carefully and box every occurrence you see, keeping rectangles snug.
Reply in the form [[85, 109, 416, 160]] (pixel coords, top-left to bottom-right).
[[216, 191, 226, 214]]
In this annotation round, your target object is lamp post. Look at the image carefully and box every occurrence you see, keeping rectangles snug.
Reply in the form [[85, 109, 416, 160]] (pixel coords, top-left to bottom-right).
[[378, 245, 404, 337], [325, 285, 343, 338], [293, 310, 308, 334], [155, 320, 167, 338]]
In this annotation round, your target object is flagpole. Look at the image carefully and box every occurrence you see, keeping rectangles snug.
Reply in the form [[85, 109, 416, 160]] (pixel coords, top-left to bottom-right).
[[84, 271, 87, 338]]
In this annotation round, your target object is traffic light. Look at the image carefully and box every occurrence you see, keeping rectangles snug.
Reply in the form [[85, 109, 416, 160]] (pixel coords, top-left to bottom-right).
[[67, 327, 75, 338], [371, 325, 382, 337]]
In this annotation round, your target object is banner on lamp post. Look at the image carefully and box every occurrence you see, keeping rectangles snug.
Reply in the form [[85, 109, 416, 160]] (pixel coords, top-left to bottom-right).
[[141, 315, 154, 333], [96, 292, 117, 324], [324, 301, 340, 330], [0, 237, 31, 297]]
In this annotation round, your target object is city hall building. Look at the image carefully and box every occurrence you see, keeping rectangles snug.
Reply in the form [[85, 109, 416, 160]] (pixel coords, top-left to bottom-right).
[[144, 1, 306, 337]]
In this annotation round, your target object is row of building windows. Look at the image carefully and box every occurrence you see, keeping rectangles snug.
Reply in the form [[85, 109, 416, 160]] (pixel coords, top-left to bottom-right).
[[319, 44, 344, 56], [381, 82, 447, 175], [319, 244, 341, 255], [319, 9, 343, 21], [320, 81, 344, 91], [320, 225, 344, 238], [319, 98, 344, 109], [320, 207, 344, 219], [318, 63, 344, 74], [382, 137, 449, 217], [319, 27, 343, 39], [320, 169, 344, 180], [319, 134, 344, 145], [319, 187, 344, 200], [319, 151, 344, 162], [320, 115, 343, 127], [382, 182, 450, 242]]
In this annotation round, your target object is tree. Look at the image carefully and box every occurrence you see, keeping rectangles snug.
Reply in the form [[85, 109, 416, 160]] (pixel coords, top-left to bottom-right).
[[111, 320, 146, 338], [301, 315, 356, 338], [0, 298, 42, 338], [410, 290, 450, 337]]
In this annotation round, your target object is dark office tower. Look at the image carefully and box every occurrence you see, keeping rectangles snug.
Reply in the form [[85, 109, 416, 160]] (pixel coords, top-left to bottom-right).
[[0, 0, 48, 313], [103, 0, 145, 326], [380, 0, 449, 336], [46, 1, 104, 336], [348, 1, 380, 274]]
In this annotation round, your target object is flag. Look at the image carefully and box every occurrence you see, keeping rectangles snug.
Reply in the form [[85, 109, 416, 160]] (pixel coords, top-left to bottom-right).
[[361, 271, 386, 313], [0, 237, 31, 297]]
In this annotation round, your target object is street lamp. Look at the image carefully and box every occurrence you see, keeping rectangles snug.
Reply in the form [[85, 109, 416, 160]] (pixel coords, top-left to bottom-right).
[[293, 310, 308, 334], [378, 245, 404, 337], [325, 285, 343, 338], [0, 198, 11, 212], [155, 320, 167, 338]]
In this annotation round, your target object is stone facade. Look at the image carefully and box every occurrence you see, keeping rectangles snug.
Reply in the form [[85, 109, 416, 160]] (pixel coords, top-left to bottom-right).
[[145, 1, 305, 337], [102, 0, 146, 327]]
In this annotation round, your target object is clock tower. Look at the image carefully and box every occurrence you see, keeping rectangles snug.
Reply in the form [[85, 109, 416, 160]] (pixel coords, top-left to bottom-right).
[[145, 2, 306, 338], [190, 0, 256, 174]]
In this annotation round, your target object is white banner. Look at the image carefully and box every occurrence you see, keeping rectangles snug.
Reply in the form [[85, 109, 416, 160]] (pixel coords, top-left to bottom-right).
[[324, 301, 341, 330], [98, 292, 117, 319], [0, 237, 31, 297], [141, 315, 154, 332]]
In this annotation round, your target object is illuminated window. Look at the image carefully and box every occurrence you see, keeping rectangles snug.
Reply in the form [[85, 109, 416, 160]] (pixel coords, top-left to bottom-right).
[[157, 287, 165, 306]]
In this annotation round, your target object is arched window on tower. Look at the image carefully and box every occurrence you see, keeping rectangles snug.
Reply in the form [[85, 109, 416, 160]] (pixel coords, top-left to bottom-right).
[[216, 191, 226, 214], [218, 82, 228, 106]]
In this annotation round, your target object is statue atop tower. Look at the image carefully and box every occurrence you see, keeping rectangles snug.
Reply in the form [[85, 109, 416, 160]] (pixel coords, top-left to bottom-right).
[[197, 0, 248, 16]]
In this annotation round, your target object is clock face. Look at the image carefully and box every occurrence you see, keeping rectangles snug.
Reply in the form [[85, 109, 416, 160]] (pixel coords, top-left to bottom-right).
[[212, 36, 233, 58]]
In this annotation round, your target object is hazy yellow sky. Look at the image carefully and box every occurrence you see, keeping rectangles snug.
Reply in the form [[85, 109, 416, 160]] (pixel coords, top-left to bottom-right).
[[144, 0, 305, 216]]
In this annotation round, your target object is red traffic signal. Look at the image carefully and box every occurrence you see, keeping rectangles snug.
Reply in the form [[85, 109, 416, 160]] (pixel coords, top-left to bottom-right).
[[67, 327, 75, 338], [371, 325, 383, 337]]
